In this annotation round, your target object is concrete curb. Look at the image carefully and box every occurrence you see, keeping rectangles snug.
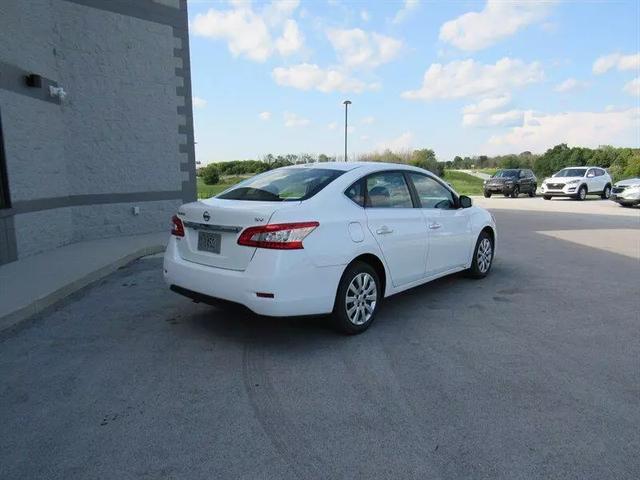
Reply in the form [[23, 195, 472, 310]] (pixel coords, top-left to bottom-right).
[[0, 244, 165, 334]]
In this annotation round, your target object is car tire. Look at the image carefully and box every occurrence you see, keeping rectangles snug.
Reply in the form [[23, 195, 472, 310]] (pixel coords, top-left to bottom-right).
[[467, 231, 494, 279], [484, 191, 491, 198], [601, 184, 611, 200], [510, 186, 520, 198], [333, 261, 381, 335], [543, 195, 552, 200], [576, 185, 587, 201], [528, 185, 537, 197]]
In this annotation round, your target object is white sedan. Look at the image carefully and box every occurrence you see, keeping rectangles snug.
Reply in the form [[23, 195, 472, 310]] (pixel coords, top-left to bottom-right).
[[164, 162, 497, 333]]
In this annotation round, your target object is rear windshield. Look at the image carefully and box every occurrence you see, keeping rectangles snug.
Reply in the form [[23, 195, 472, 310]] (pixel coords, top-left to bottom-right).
[[217, 168, 344, 202], [555, 168, 586, 177], [493, 170, 519, 178]]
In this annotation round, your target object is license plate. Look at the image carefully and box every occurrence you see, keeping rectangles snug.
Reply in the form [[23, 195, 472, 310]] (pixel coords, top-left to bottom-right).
[[197, 231, 221, 254]]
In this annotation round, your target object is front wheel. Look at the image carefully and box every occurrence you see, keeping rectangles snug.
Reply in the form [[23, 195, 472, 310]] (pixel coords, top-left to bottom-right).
[[601, 184, 611, 199], [543, 195, 552, 200], [484, 191, 492, 198], [467, 231, 494, 279], [576, 185, 587, 201], [510, 186, 520, 198], [333, 261, 381, 334]]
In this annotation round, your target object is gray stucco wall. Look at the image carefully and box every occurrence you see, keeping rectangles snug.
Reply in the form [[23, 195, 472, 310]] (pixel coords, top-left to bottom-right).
[[0, 0, 194, 260]]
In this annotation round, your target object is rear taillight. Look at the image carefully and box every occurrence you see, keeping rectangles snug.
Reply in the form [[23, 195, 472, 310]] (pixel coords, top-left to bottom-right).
[[237, 222, 319, 250], [171, 215, 185, 237]]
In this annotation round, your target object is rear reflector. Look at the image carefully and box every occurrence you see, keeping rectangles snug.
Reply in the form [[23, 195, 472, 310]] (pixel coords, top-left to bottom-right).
[[171, 215, 185, 237], [238, 222, 319, 249]]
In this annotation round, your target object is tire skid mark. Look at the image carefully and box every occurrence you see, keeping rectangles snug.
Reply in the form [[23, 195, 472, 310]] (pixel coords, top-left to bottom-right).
[[338, 335, 443, 479], [242, 338, 325, 480]]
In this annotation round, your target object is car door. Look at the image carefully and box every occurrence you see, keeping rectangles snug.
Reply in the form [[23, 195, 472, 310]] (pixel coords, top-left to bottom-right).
[[407, 172, 472, 276], [363, 171, 428, 287], [585, 168, 600, 192], [518, 170, 530, 192]]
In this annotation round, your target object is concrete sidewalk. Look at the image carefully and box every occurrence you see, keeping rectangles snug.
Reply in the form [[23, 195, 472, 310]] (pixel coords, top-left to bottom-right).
[[0, 232, 167, 332]]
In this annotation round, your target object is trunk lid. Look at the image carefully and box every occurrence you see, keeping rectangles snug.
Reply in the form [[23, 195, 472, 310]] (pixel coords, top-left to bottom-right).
[[175, 199, 286, 271]]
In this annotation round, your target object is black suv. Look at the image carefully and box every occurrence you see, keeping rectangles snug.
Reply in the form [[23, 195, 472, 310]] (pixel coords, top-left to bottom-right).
[[483, 169, 537, 198]]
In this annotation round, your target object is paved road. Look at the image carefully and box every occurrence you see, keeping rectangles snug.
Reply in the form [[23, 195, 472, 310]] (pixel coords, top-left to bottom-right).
[[1, 207, 639, 479]]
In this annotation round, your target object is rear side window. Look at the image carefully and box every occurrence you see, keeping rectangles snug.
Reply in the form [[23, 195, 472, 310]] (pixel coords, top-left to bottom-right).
[[365, 172, 413, 208], [409, 173, 455, 209], [345, 180, 365, 207], [217, 168, 343, 202]]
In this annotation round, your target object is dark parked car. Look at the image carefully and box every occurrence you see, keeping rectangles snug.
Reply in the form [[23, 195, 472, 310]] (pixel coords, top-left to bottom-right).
[[483, 169, 537, 198]]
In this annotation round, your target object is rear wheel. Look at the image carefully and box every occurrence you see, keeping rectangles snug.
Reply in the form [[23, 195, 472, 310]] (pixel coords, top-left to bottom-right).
[[601, 184, 611, 199], [510, 186, 520, 198], [333, 261, 381, 334], [528, 185, 537, 197], [576, 185, 587, 201], [467, 231, 494, 279]]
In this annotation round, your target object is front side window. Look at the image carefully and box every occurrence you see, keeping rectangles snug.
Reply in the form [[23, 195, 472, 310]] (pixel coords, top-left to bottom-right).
[[409, 173, 455, 209], [365, 172, 413, 208], [217, 168, 343, 202]]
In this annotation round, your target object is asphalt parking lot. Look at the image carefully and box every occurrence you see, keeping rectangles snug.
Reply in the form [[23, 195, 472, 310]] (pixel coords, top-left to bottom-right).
[[1, 202, 639, 479]]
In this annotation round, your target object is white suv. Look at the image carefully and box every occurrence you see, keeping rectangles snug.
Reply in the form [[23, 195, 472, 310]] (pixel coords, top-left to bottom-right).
[[540, 167, 612, 201]]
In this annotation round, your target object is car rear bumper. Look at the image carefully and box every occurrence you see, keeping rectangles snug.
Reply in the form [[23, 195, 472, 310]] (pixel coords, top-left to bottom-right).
[[163, 237, 343, 317]]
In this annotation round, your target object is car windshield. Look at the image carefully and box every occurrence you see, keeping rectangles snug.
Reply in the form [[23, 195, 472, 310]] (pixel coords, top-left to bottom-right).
[[555, 168, 586, 177], [217, 168, 344, 201], [493, 170, 519, 178]]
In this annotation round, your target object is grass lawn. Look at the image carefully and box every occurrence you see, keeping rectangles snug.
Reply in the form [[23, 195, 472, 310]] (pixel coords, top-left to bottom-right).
[[197, 176, 245, 199], [477, 168, 498, 176], [443, 170, 485, 196], [197, 171, 486, 200]]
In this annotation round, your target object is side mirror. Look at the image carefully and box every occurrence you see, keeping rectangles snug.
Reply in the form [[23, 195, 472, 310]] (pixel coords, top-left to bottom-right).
[[459, 195, 472, 208]]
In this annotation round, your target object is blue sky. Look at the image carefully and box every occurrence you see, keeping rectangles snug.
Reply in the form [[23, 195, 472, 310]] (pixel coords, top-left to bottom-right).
[[187, 0, 639, 164]]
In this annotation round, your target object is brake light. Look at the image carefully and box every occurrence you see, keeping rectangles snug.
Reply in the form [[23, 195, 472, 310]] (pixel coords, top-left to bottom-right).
[[237, 222, 319, 249], [171, 215, 185, 237]]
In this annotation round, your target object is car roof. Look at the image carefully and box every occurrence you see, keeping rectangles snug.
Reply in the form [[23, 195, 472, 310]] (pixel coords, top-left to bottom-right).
[[286, 161, 430, 173]]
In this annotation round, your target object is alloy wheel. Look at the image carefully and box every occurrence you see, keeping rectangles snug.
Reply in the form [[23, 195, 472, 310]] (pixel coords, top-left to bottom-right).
[[477, 238, 493, 273], [345, 272, 377, 326]]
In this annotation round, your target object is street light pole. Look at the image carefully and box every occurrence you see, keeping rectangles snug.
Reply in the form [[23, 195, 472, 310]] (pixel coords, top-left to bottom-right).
[[343, 100, 351, 162]]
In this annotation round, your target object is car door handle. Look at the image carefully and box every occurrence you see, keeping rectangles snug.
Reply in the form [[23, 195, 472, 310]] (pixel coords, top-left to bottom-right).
[[376, 226, 393, 235], [428, 222, 442, 230]]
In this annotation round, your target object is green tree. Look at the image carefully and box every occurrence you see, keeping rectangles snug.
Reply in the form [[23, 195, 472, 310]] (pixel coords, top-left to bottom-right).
[[200, 164, 220, 185]]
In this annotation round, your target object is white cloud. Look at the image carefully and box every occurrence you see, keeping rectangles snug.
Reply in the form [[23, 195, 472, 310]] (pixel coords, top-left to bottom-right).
[[361, 116, 375, 124], [191, 1, 304, 62], [360, 135, 370, 141], [554, 78, 589, 93], [259, 111, 272, 121], [392, 0, 420, 25], [326, 28, 403, 69], [462, 94, 511, 115], [327, 122, 338, 130], [192, 96, 207, 109], [276, 19, 304, 56], [486, 108, 640, 154], [375, 131, 414, 151], [463, 109, 524, 128], [439, 0, 555, 51], [272, 63, 380, 93], [360, 10, 370, 22], [284, 111, 310, 127], [593, 53, 640, 74], [402, 58, 543, 101], [624, 77, 640, 97]]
